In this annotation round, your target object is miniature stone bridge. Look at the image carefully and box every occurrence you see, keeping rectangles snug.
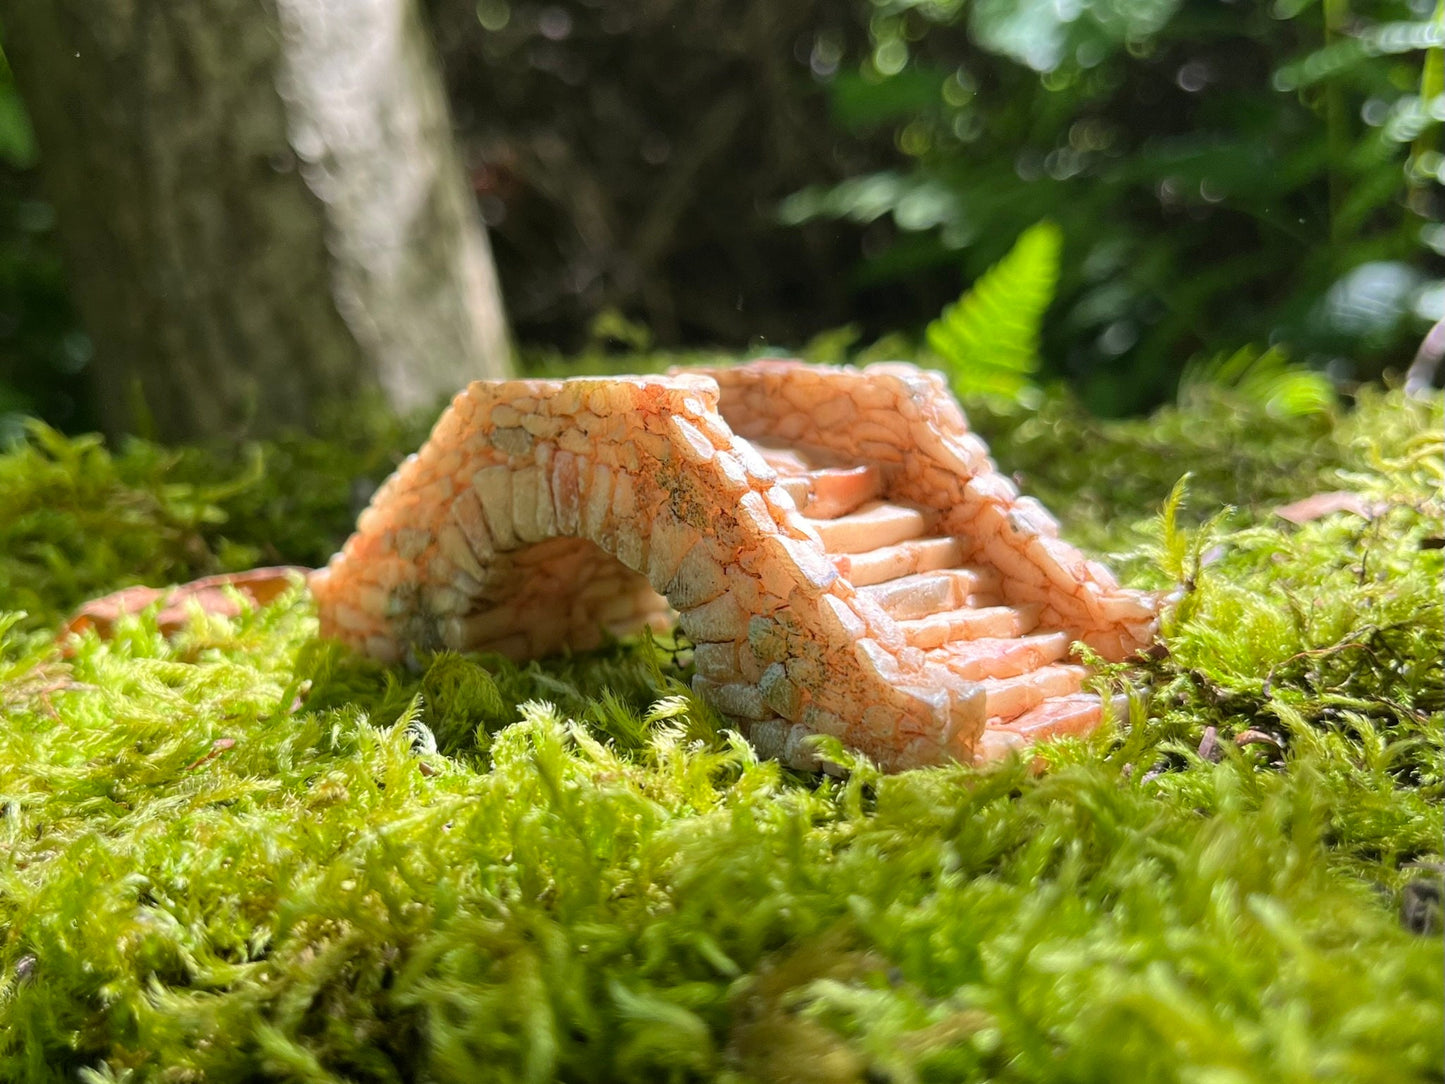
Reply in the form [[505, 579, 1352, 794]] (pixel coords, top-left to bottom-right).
[[310, 360, 1157, 771]]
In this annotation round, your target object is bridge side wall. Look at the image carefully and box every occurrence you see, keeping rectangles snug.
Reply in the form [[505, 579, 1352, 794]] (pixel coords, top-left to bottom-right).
[[696, 360, 1156, 659], [312, 371, 982, 770]]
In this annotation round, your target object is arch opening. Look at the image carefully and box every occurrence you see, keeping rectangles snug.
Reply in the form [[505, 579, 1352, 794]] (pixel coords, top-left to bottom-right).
[[441, 534, 671, 660]]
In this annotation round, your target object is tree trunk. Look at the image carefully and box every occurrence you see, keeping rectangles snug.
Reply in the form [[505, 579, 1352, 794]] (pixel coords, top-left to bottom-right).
[[0, 0, 512, 443]]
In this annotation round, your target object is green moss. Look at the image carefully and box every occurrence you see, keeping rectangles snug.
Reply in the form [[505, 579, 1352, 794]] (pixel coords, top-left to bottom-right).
[[0, 384, 1440, 1082], [0, 424, 258, 631]]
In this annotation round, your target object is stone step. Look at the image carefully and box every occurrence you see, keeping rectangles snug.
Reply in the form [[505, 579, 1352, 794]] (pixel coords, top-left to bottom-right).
[[929, 630, 1071, 681], [775, 474, 812, 507], [992, 692, 1108, 739], [897, 603, 1039, 649], [811, 500, 935, 555], [975, 693, 1112, 762], [980, 664, 1087, 722], [858, 567, 1001, 620], [803, 464, 884, 519], [831, 536, 964, 587], [775, 463, 883, 520], [752, 443, 820, 475]]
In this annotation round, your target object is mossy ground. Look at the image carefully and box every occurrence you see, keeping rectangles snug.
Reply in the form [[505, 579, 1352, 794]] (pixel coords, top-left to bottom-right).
[[0, 380, 1440, 1082]]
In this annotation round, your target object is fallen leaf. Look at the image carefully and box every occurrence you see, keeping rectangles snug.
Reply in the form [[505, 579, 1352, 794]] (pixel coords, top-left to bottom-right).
[[62, 566, 311, 645]]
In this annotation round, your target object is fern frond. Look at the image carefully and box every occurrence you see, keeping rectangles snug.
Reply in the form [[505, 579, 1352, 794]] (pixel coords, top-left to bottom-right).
[[925, 220, 1062, 401], [1179, 346, 1335, 418]]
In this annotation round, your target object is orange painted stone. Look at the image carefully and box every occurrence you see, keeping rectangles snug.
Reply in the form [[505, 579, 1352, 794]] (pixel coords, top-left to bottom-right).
[[64, 567, 309, 644], [312, 359, 1160, 771]]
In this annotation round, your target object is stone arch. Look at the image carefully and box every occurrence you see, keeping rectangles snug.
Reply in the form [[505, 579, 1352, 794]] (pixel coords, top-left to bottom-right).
[[312, 370, 986, 769], [311, 361, 1157, 771]]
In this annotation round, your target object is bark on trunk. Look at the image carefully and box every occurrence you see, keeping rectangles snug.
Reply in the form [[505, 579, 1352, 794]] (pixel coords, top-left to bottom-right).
[[0, 0, 512, 443]]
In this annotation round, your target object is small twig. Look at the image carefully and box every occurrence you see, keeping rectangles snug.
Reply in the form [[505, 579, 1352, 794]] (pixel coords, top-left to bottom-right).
[[1234, 728, 1287, 770], [184, 737, 236, 771], [1262, 636, 1381, 697], [1235, 728, 1284, 753]]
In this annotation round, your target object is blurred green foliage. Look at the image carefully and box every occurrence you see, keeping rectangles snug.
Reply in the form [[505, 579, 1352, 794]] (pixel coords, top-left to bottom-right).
[[1177, 343, 1336, 417], [850, 216, 1339, 418], [1, 2, 1440, 433], [783, 0, 1442, 412]]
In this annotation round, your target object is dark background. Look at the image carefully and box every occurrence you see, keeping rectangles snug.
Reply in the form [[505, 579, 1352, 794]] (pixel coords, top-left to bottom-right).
[[2, 0, 1440, 438]]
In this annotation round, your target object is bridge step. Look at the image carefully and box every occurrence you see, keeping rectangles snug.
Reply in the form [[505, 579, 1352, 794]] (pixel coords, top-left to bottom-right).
[[775, 475, 811, 507], [930, 631, 1071, 681], [981, 664, 1087, 721], [975, 693, 1108, 761], [831, 536, 964, 587], [793, 465, 884, 519], [758, 438, 1106, 757], [897, 603, 1039, 648], [752, 442, 822, 475], [859, 567, 1000, 620], [754, 443, 884, 520], [991, 692, 1107, 739], [811, 500, 935, 554]]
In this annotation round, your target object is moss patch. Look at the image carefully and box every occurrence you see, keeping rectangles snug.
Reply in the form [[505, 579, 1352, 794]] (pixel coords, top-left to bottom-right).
[[0, 386, 1440, 1082]]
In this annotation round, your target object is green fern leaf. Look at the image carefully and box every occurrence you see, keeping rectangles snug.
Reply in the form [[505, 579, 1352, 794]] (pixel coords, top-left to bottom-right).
[[1179, 346, 1335, 418], [926, 220, 1062, 401]]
